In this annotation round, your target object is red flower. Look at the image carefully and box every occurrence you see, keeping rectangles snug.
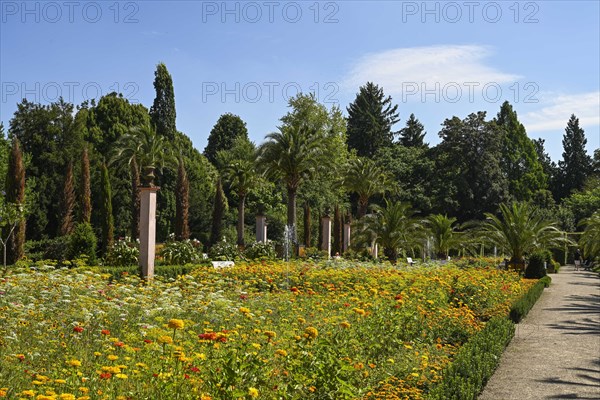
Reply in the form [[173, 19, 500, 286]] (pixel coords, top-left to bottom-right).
[[144, 339, 153, 344], [114, 341, 124, 347], [99, 372, 112, 379], [101, 329, 110, 336], [73, 326, 84, 333]]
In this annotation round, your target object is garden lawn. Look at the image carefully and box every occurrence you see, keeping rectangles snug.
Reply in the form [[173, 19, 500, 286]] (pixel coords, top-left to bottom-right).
[[0, 261, 535, 399]]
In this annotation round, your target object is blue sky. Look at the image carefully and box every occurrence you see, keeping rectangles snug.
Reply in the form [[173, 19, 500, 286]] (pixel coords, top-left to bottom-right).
[[1, 1, 599, 161]]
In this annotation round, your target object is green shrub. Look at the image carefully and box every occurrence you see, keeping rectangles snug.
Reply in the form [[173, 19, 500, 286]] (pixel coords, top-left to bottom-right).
[[244, 241, 276, 260], [160, 237, 204, 265], [208, 239, 242, 261], [525, 251, 547, 279], [342, 248, 374, 262], [68, 223, 97, 265], [91, 264, 203, 280], [26, 237, 70, 262], [303, 247, 329, 260], [509, 278, 548, 323], [105, 237, 139, 266], [427, 316, 515, 400]]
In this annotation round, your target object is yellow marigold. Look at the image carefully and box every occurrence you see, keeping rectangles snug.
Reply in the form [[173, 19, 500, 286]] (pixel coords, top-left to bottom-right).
[[78, 388, 89, 394], [115, 374, 128, 380], [304, 327, 318, 340], [107, 355, 119, 361], [158, 335, 173, 345], [59, 394, 75, 400], [340, 321, 351, 329], [200, 396, 212, 400], [275, 349, 287, 357], [0, 389, 6, 397], [36, 396, 56, 400], [66, 359, 81, 367], [168, 319, 184, 330], [54, 380, 66, 384], [248, 387, 259, 398], [263, 330, 276, 339], [239, 307, 251, 314], [22, 391, 35, 398], [353, 308, 366, 316], [297, 317, 306, 324]]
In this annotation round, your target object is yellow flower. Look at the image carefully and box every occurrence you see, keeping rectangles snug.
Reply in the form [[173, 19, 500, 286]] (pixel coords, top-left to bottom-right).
[[168, 319, 184, 330], [59, 395, 75, 400], [263, 330, 276, 339], [78, 388, 89, 394], [0, 389, 6, 397], [35, 395, 55, 400], [239, 307, 251, 314], [248, 387, 259, 398], [275, 349, 287, 357], [66, 359, 81, 367], [158, 335, 173, 345], [54, 379, 66, 384], [115, 374, 128, 379], [22, 391, 35, 398], [340, 321, 351, 329], [107, 355, 119, 361], [353, 308, 366, 316], [304, 327, 318, 340]]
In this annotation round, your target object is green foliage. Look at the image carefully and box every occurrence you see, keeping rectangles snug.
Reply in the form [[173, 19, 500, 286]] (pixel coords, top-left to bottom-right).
[[562, 183, 600, 226], [244, 241, 276, 260], [60, 162, 75, 235], [302, 247, 329, 260], [480, 202, 570, 263], [149, 63, 177, 141], [0, 123, 10, 190], [210, 177, 228, 246], [81, 147, 92, 224], [68, 222, 97, 265], [398, 113, 427, 148], [100, 163, 114, 255], [432, 112, 509, 221], [509, 278, 549, 323], [175, 157, 190, 240], [525, 251, 547, 279], [159, 236, 203, 265], [105, 237, 139, 267], [4, 138, 26, 264], [427, 316, 515, 400], [92, 264, 201, 281], [25, 237, 70, 263], [346, 82, 399, 157], [204, 113, 249, 166], [557, 114, 593, 200], [343, 157, 393, 218], [426, 214, 462, 259], [579, 212, 600, 258], [495, 101, 547, 201], [208, 238, 242, 261]]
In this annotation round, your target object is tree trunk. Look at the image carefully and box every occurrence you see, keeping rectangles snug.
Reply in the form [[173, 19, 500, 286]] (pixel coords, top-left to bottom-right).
[[358, 197, 368, 219], [237, 195, 245, 247], [384, 247, 398, 264], [287, 186, 297, 228], [131, 156, 141, 240], [303, 203, 311, 247]]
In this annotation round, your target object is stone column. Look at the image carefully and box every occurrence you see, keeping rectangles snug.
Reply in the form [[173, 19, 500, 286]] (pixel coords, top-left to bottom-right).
[[139, 186, 159, 279], [371, 242, 378, 259], [256, 215, 267, 243], [321, 215, 331, 258], [343, 223, 351, 252]]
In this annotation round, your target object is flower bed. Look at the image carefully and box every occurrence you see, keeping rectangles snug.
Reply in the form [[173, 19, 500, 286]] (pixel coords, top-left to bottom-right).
[[0, 261, 535, 399]]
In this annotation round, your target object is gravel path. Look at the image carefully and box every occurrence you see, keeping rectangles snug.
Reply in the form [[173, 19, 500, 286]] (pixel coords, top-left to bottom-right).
[[479, 265, 600, 399]]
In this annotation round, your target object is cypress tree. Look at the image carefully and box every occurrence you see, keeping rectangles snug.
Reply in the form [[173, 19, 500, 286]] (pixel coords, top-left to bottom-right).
[[210, 177, 226, 246], [4, 138, 25, 264], [175, 157, 190, 240], [130, 155, 141, 240], [149, 63, 177, 140], [303, 203, 311, 247], [81, 147, 92, 223], [60, 162, 75, 236], [558, 114, 593, 199], [100, 162, 114, 255], [333, 204, 342, 255]]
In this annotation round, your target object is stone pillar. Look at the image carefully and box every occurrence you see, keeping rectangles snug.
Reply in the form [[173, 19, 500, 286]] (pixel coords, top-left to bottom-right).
[[256, 215, 267, 243], [321, 215, 331, 258], [343, 223, 351, 252], [139, 186, 159, 279]]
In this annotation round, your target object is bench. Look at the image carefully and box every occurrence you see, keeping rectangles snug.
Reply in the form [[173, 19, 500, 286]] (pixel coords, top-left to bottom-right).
[[407, 257, 413, 266]]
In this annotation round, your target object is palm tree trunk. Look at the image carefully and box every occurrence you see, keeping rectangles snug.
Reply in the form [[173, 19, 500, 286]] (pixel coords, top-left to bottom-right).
[[287, 187, 297, 228], [358, 197, 368, 219], [303, 203, 311, 247], [237, 195, 245, 247]]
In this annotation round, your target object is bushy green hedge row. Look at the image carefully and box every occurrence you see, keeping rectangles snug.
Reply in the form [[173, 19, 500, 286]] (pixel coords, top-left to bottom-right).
[[509, 276, 551, 323], [427, 316, 515, 400], [88, 264, 207, 280]]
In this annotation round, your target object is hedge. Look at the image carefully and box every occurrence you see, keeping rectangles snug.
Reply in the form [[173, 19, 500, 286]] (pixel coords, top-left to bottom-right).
[[509, 276, 551, 323]]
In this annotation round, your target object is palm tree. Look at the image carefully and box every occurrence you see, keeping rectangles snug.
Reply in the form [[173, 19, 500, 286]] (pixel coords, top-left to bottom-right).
[[343, 157, 393, 218], [480, 202, 569, 266], [579, 212, 600, 259], [425, 214, 462, 259], [110, 124, 176, 187], [358, 201, 423, 263], [217, 137, 260, 246], [257, 124, 328, 232]]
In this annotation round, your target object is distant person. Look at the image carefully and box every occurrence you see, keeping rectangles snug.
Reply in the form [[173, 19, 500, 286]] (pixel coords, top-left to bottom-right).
[[574, 248, 582, 271]]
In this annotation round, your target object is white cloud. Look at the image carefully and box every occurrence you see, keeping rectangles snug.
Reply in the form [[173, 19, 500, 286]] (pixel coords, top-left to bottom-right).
[[342, 45, 520, 95], [521, 92, 600, 132]]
